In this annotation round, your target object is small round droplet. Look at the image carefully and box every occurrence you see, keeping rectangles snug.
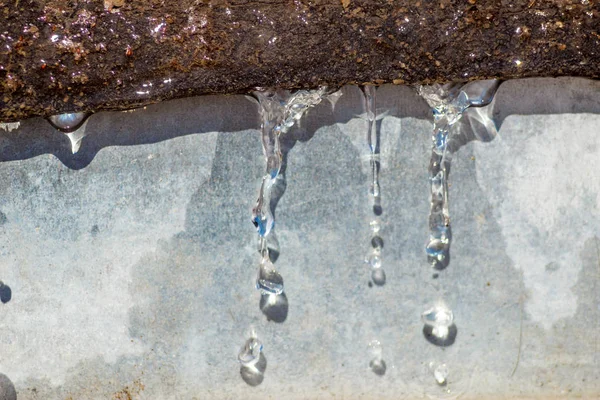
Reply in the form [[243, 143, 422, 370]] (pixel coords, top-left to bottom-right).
[[47, 112, 90, 133], [238, 337, 263, 367], [426, 239, 450, 269], [422, 305, 454, 340], [370, 220, 381, 234], [371, 268, 386, 286], [371, 236, 384, 250], [366, 251, 382, 269], [432, 362, 449, 386]]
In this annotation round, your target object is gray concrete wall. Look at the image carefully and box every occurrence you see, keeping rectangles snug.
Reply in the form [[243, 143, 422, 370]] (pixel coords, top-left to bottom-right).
[[0, 78, 598, 399]]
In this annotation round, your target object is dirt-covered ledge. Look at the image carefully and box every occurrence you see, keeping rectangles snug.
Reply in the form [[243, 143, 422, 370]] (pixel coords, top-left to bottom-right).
[[1, 0, 598, 121]]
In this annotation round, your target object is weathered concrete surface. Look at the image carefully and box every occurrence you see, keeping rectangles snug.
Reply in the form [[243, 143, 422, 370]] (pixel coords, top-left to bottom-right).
[[1, 0, 600, 121], [0, 78, 598, 399]]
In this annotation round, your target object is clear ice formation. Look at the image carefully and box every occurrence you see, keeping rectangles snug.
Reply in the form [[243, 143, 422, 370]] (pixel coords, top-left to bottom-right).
[[361, 86, 385, 286], [422, 304, 454, 340], [238, 336, 263, 367], [252, 87, 329, 238], [47, 112, 92, 154], [418, 80, 499, 270], [251, 87, 329, 294]]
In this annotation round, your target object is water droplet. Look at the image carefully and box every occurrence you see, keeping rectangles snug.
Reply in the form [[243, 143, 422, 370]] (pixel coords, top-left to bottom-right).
[[238, 337, 263, 367], [422, 304, 454, 340], [370, 220, 381, 234], [371, 268, 386, 286], [252, 177, 274, 237], [256, 258, 283, 295], [371, 236, 384, 250], [47, 112, 90, 133], [238, 336, 267, 386], [47, 112, 92, 154], [366, 250, 382, 269], [368, 340, 386, 376], [430, 361, 449, 386]]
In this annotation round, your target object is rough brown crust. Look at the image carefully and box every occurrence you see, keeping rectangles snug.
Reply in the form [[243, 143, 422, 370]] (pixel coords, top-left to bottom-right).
[[1, 0, 599, 121]]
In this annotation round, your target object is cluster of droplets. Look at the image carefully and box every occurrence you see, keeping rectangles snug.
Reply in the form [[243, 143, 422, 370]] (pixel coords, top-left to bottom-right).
[[361, 86, 386, 286], [251, 87, 328, 295]]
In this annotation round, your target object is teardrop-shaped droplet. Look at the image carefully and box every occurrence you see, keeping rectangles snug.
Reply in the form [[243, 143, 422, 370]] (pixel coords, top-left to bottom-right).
[[256, 258, 283, 295], [238, 337, 263, 367], [47, 112, 90, 133]]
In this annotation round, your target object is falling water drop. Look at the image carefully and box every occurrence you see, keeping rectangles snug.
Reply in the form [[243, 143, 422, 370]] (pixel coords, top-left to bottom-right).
[[418, 80, 499, 270], [238, 336, 267, 386], [361, 85, 387, 286], [368, 340, 386, 376], [256, 255, 284, 295], [430, 361, 449, 386], [47, 112, 92, 154], [238, 337, 263, 366], [422, 304, 454, 340]]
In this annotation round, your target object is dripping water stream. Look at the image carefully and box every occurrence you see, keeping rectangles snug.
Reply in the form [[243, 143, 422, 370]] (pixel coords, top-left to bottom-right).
[[416, 80, 500, 394]]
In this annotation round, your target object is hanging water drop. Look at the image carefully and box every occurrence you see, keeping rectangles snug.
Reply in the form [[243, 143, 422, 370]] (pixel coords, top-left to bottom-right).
[[47, 112, 90, 133], [418, 80, 499, 270], [47, 112, 92, 154], [430, 361, 449, 386]]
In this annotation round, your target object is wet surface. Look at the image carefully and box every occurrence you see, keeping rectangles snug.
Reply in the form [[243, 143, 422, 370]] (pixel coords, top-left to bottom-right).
[[0, 79, 598, 399]]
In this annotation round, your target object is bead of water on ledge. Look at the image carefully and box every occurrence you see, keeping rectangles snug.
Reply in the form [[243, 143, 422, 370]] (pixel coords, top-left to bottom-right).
[[47, 112, 90, 133], [422, 305, 454, 339], [238, 337, 263, 367]]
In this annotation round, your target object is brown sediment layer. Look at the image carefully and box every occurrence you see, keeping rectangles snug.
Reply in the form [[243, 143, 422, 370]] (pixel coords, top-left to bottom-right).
[[1, 0, 599, 121]]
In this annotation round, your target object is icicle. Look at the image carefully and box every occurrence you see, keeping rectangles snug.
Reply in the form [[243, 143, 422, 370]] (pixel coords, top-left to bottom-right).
[[361, 85, 386, 286], [251, 86, 329, 294], [47, 112, 92, 154], [418, 80, 499, 270]]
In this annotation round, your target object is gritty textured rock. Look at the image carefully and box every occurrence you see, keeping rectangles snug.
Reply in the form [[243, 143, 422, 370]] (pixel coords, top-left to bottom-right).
[[1, 0, 599, 121]]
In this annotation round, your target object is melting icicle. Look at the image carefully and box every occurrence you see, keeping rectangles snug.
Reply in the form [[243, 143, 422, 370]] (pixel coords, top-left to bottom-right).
[[418, 80, 499, 270], [368, 340, 386, 376], [362, 86, 386, 286], [250, 87, 329, 295], [47, 112, 92, 154]]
